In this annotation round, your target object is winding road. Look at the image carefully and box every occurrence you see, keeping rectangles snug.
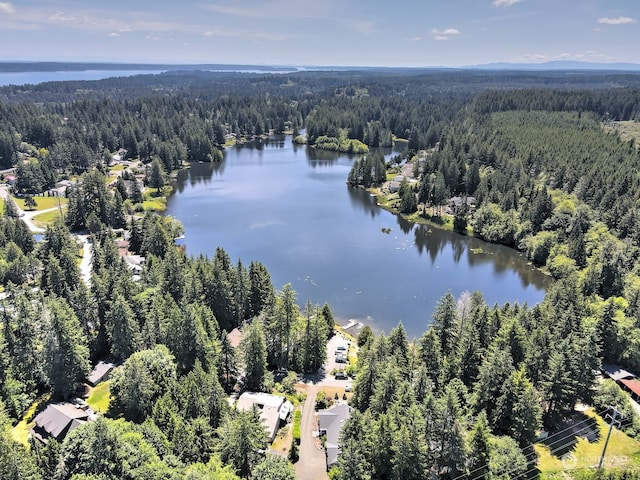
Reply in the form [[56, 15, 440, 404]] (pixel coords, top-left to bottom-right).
[[0, 185, 93, 286]]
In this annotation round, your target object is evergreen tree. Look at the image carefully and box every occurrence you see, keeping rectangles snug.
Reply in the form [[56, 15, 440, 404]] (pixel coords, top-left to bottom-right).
[[466, 411, 490, 480], [147, 157, 166, 194], [493, 368, 542, 447], [216, 409, 267, 478], [105, 294, 140, 359], [43, 297, 90, 400], [432, 292, 458, 357], [219, 330, 239, 390], [240, 320, 267, 392]]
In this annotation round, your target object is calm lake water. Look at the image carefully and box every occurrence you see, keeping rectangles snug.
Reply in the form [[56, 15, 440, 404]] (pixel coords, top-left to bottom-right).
[[167, 135, 551, 339]]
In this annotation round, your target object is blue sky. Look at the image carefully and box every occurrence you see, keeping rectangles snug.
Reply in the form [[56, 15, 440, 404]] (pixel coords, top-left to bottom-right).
[[0, 0, 638, 66]]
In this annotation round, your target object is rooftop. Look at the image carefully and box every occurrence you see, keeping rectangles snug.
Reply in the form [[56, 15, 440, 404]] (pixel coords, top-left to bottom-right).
[[318, 403, 352, 467], [31, 402, 93, 443], [235, 392, 293, 442]]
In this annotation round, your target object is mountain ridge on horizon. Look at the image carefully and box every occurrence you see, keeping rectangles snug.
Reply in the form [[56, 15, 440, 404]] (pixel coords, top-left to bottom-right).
[[0, 60, 639, 73]]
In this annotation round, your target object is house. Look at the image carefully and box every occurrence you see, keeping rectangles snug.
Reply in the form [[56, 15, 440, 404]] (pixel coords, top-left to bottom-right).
[[448, 196, 476, 209], [235, 392, 293, 442], [387, 181, 401, 193], [87, 360, 115, 387], [227, 328, 243, 349], [601, 363, 636, 381], [619, 378, 640, 402], [124, 255, 145, 275], [30, 402, 95, 444], [318, 403, 352, 469], [601, 363, 640, 402]]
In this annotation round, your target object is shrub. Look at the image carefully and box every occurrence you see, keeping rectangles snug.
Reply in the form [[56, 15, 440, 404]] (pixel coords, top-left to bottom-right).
[[292, 409, 302, 446]]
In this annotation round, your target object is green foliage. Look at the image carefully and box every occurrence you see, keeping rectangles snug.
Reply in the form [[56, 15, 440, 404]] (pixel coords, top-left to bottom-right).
[[252, 456, 296, 480], [292, 409, 301, 445], [61, 417, 169, 480], [240, 320, 268, 392], [43, 296, 90, 400], [109, 345, 177, 422], [216, 409, 267, 478]]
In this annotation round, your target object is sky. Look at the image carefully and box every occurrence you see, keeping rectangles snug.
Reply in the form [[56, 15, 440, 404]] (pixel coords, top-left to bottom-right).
[[0, 0, 638, 67]]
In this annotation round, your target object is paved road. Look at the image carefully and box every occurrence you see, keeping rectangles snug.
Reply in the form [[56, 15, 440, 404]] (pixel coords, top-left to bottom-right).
[[77, 235, 93, 287], [294, 384, 328, 480], [0, 185, 57, 233], [293, 332, 356, 479]]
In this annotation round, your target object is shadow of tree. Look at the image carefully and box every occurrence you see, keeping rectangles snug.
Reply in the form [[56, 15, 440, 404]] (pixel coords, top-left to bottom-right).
[[541, 412, 602, 458]]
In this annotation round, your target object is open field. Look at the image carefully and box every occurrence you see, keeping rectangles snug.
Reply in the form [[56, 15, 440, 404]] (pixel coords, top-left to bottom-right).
[[32, 209, 64, 227], [14, 195, 67, 211], [603, 120, 640, 150], [536, 408, 640, 478]]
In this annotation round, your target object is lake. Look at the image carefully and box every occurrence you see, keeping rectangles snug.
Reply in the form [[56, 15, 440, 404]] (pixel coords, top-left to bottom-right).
[[167, 135, 551, 339]]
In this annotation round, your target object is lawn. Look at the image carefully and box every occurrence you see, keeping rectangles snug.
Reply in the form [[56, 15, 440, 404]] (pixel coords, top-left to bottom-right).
[[86, 381, 111, 413], [536, 408, 640, 478], [11, 394, 50, 446], [14, 195, 67, 211], [271, 421, 292, 455], [32, 208, 64, 227]]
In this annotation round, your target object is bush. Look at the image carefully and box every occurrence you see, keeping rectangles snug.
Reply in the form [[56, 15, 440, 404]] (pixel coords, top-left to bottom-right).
[[288, 439, 299, 462], [315, 390, 328, 410], [292, 409, 302, 446]]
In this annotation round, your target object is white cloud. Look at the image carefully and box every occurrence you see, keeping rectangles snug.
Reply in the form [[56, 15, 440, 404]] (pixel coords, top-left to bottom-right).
[[0, 2, 14, 14], [431, 28, 460, 40], [410, 36, 422, 42], [492, 0, 523, 7], [108, 32, 120, 37], [49, 12, 75, 23], [352, 20, 375, 35], [598, 16, 636, 25]]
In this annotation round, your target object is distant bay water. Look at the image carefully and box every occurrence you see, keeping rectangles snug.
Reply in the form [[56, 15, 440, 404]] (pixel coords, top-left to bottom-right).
[[0, 67, 298, 86], [0, 70, 166, 86]]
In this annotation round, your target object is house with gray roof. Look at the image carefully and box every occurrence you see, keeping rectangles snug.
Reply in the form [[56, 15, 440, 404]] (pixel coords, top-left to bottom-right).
[[318, 403, 352, 469], [30, 402, 95, 444], [87, 360, 115, 387]]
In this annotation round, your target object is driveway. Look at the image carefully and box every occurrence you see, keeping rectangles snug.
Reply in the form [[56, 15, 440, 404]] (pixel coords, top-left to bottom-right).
[[77, 235, 93, 287], [294, 332, 356, 478], [294, 384, 328, 480]]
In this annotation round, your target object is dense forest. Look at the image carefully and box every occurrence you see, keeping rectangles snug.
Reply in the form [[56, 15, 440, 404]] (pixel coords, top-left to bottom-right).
[[1, 69, 640, 479]]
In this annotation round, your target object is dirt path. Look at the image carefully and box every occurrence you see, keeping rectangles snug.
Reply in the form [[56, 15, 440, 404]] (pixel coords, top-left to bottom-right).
[[295, 384, 328, 480]]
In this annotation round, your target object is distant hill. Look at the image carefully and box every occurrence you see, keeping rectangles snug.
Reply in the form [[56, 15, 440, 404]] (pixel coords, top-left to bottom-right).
[[1, 60, 639, 74], [464, 60, 640, 71]]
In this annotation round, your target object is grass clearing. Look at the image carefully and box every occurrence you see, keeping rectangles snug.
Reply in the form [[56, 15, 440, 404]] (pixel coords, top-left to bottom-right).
[[12, 394, 50, 446], [32, 208, 64, 227], [142, 197, 167, 211], [86, 381, 111, 413], [14, 195, 67, 211], [271, 423, 292, 454], [603, 120, 640, 150], [536, 407, 640, 477]]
